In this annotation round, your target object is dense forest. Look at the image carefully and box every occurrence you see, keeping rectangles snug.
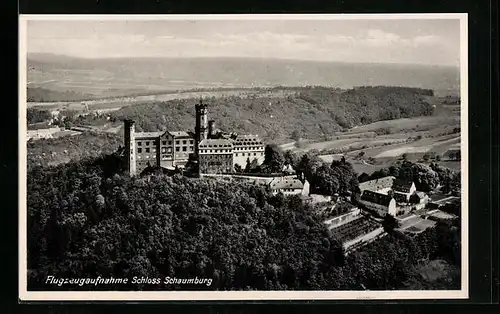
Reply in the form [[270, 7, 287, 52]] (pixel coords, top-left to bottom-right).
[[27, 145, 461, 291], [27, 132, 122, 169], [109, 86, 436, 143]]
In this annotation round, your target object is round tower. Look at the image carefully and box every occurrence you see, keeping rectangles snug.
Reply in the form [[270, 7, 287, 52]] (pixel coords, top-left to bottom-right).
[[124, 119, 137, 176]]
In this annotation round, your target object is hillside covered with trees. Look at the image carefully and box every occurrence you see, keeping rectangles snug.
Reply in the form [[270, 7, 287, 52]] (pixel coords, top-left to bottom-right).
[[109, 86, 436, 144], [27, 132, 123, 169], [27, 147, 461, 291]]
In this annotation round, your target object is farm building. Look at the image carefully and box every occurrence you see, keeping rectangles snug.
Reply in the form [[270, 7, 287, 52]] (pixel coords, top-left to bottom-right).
[[359, 176, 395, 194], [268, 177, 310, 196], [392, 179, 417, 203], [359, 190, 397, 217]]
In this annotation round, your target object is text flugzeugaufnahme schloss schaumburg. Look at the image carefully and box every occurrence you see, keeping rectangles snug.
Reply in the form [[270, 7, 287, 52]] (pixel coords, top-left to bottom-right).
[[45, 276, 213, 287]]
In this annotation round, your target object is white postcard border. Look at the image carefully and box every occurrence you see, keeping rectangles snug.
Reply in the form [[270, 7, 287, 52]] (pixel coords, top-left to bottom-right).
[[18, 13, 469, 301]]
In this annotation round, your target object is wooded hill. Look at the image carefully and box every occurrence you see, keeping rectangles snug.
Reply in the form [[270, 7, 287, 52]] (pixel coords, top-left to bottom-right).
[[110, 86, 435, 144], [27, 149, 460, 291]]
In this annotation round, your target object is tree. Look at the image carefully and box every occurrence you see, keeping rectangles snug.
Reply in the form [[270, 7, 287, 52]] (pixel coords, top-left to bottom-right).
[[244, 158, 251, 173], [262, 144, 285, 173], [357, 151, 365, 159], [283, 150, 298, 169], [382, 214, 399, 233], [358, 172, 370, 183], [234, 164, 242, 173], [291, 130, 301, 142]]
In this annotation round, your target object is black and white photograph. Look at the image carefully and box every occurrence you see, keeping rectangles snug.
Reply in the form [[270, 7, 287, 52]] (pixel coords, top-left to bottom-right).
[[19, 14, 468, 301]]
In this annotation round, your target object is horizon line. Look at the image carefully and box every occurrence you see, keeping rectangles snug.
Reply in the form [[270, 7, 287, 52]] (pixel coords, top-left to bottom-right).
[[27, 52, 460, 69]]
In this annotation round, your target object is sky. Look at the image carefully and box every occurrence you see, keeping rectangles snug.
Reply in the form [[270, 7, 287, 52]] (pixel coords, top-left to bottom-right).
[[26, 18, 461, 66]]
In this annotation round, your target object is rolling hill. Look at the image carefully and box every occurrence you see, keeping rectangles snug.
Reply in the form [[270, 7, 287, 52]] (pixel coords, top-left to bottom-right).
[[109, 86, 437, 144], [27, 53, 460, 101]]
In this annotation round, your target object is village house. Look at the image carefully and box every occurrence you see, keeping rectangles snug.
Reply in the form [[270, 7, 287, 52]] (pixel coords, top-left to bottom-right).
[[268, 177, 310, 196], [359, 190, 397, 217], [359, 176, 395, 194]]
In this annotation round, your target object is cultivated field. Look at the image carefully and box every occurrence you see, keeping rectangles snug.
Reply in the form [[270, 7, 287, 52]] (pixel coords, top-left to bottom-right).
[[27, 88, 298, 112], [286, 110, 462, 175]]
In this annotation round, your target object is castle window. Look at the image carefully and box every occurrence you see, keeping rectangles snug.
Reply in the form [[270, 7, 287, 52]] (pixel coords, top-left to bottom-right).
[[254, 152, 257, 156], [162, 141, 167, 145], [176, 140, 180, 145], [137, 142, 142, 146], [161, 147, 166, 153], [235, 153, 239, 157], [168, 141, 172, 145], [183, 147, 187, 152], [145, 141, 150, 146], [167, 147, 172, 153], [183, 140, 187, 145], [137, 148, 142, 153], [176, 147, 180, 152], [146, 155, 150, 159], [189, 140, 193, 144], [189, 146, 193, 151], [146, 148, 150, 153]]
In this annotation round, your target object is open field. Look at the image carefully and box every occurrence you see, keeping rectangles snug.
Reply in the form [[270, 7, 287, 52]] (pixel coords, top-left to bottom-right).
[[27, 88, 298, 112], [306, 113, 462, 174], [345, 115, 460, 134]]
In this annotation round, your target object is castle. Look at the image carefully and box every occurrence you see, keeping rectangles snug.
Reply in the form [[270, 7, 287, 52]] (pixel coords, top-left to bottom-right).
[[124, 100, 265, 176]]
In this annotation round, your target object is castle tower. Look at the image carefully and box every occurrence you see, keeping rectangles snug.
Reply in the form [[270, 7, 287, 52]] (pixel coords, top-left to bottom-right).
[[194, 99, 208, 156], [208, 120, 215, 138], [124, 119, 137, 176]]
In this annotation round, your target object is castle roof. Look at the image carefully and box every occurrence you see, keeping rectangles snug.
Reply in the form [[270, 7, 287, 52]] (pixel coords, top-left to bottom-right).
[[199, 139, 233, 148], [393, 179, 414, 193], [135, 131, 163, 139], [232, 135, 264, 146], [168, 131, 191, 138], [361, 190, 394, 207], [269, 177, 304, 191], [359, 176, 395, 192]]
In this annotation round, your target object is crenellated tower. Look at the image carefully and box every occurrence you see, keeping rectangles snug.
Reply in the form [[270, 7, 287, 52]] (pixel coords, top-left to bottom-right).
[[124, 119, 137, 177], [194, 98, 208, 156]]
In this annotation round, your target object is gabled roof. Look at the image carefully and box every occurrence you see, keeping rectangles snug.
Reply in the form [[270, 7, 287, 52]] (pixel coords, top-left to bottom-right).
[[361, 190, 394, 206], [168, 131, 191, 138], [269, 177, 304, 190], [393, 179, 414, 193], [282, 164, 295, 173], [359, 176, 395, 192]]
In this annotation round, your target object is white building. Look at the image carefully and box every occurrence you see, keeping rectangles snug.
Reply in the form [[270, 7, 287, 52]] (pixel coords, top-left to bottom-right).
[[269, 177, 310, 196], [231, 134, 265, 169], [359, 190, 397, 217]]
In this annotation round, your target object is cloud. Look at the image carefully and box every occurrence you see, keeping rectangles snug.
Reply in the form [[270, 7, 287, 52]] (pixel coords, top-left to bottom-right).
[[324, 35, 356, 44], [362, 29, 406, 46], [412, 35, 442, 46]]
